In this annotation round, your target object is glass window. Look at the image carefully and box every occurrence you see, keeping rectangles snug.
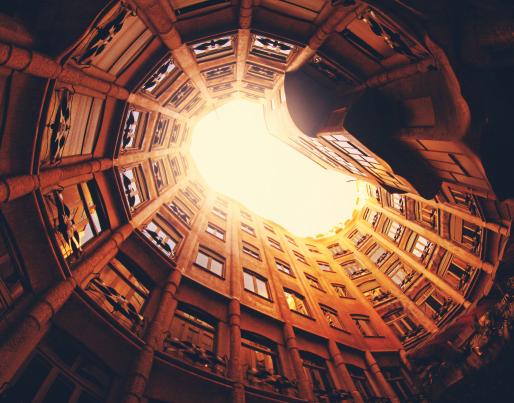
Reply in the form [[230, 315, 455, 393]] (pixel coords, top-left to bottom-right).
[[411, 235, 432, 259], [44, 181, 107, 260], [294, 251, 307, 264], [242, 334, 279, 384], [347, 364, 375, 400], [0, 328, 112, 402], [368, 245, 390, 265], [317, 261, 333, 272], [119, 166, 147, 211], [169, 307, 215, 352], [241, 211, 252, 220], [195, 248, 224, 277], [285, 235, 297, 246], [351, 314, 380, 337], [243, 270, 270, 300], [387, 221, 402, 241], [85, 257, 150, 332], [206, 222, 225, 241], [320, 305, 344, 330], [263, 223, 275, 233], [168, 199, 193, 226], [151, 159, 169, 191], [305, 274, 323, 291], [301, 353, 333, 397], [0, 222, 25, 316], [332, 283, 351, 298], [242, 242, 261, 260], [268, 237, 282, 251], [212, 206, 227, 220], [383, 367, 414, 401], [328, 243, 345, 257], [241, 222, 255, 236], [143, 220, 181, 257], [275, 259, 293, 276], [284, 289, 310, 316]]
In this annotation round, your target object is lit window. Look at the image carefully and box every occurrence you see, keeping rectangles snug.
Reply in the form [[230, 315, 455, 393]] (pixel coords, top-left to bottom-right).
[[341, 262, 368, 278], [389, 193, 404, 212], [411, 235, 431, 259], [332, 283, 351, 298], [352, 314, 380, 337], [387, 221, 402, 241], [44, 181, 107, 260], [284, 289, 310, 316], [275, 259, 293, 276], [120, 166, 148, 211], [212, 206, 227, 220], [317, 261, 333, 272], [368, 245, 390, 265], [241, 222, 256, 236], [242, 242, 261, 260], [268, 237, 282, 251], [349, 230, 367, 246], [243, 270, 270, 300], [305, 274, 323, 291], [195, 248, 224, 277], [206, 222, 225, 241], [320, 305, 344, 330]]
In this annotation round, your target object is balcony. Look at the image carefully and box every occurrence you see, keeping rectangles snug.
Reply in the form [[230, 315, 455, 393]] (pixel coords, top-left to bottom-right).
[[163, 335, 227, 377], [245, 366, 298, 397]]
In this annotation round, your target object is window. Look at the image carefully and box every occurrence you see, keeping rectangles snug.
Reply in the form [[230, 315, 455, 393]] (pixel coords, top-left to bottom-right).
[[206, 222, 225, 241], [120, 108, 148, 151], [268, 237, 282, 251], [328, 243, 346, 257], [85, 257, 150, 332], [320, 305, 344, 330], [351, 314, 380, 337], [461, 220, 481, 253], [143, 220, 181, 257], [415, 202, 437, 228], [141, 57, 178, 96], [368, 244, 390, 265], [169, 307, 215, 352], [151, 158, 169, 191], [212, 206, 227, 220], [168, 199, 193, 226], [383, 309, 422, 342], [306, 244, 320, 254], [389, 193, 404, 212], [169, 156, 181, 179], [341, 262, 368, 278], [120, 166, 148, 211], [294, 251, 307, 264], [275, 259, 293, 276], [317, 261, 333, 272], [44, 181, 107, 260], [301, 353, 333, 398], [449, 188, 479, 215], [387, 262, 412, 288], [242, 242, 261, 260], [284, 289, 310, 316], [195, 248, 224, 277], [285, 235, 297, 246], [243, 270, 270, 300], [1, 328, 112, 403], [0, 221, 25, 316], [242, 334, 279, 383], [349, 230, 367, 246], [366, 210, 380, 227], [383, 367, 414, 401], [330, 284, 349, 299], [41, 89, 103, 165], [182, 186, 201, 207], [241, 211, 252, 220], [241, 222, 256, 236], [387, 221, 403, 241], [305, 274, 323, 291], [347, 364, 376, 400], [411, 235, 432, 260], [263, 223, 275, 233]]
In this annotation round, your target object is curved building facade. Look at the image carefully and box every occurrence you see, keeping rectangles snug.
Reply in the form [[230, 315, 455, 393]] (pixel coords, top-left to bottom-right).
[[0, 1, 513, 402]]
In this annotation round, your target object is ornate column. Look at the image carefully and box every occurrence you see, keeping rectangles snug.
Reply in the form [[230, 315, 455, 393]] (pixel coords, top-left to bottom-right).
[[327, 340, 364, 403], [364, 351, 399, 403], [0, 223, 134, 392], [122, 268, 183, 403]]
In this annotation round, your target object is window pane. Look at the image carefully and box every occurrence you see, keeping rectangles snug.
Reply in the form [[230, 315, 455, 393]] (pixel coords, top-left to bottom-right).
[[243, 271, 254, 292], [256, 278, 268, 298], [196, 251, 209, 268]]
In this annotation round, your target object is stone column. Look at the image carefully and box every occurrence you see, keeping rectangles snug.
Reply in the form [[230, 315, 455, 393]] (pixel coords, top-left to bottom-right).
[[122, 268, 183, 403], [228, 298, 245, 403], [0, 223, 134, 391], [0, 158, 112, 203], [364, 351, 399, 402], [327, 340, 364, 403]]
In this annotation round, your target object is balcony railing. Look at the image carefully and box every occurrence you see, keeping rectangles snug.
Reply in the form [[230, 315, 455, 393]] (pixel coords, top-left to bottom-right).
[[163, 335, 227, 376], [245, 366, 297, 396], [85, 274, 145, 335]]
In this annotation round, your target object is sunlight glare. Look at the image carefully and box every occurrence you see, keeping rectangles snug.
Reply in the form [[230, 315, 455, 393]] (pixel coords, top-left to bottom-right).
[[190, 99, 357, 237]]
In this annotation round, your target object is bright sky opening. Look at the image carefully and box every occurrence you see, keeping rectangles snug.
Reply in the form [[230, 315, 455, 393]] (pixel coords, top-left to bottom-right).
[[190, 99, 358, 237]]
